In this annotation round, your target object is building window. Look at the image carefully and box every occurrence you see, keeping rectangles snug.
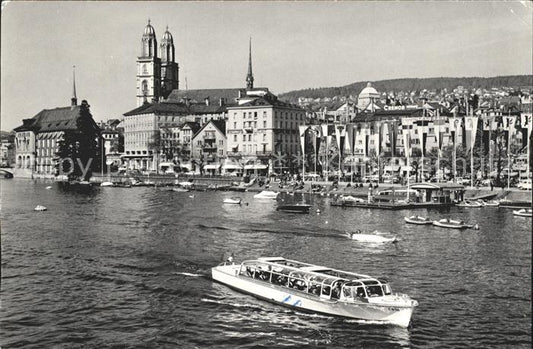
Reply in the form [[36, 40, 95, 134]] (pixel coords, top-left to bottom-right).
[[234, 135, 237, 142], [263, 134, 266, 141], [263, 121, 267, 128], [254, 112, 257, 119], [248, 134, 252, 141], [263, 111, 267, 118], [242, 134, 246, 141], [219, 140, 224, 146], [234, 122, 237, 129]]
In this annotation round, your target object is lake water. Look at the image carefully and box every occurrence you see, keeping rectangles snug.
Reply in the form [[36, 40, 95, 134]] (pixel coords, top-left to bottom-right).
[[1, 179, 531, 348]]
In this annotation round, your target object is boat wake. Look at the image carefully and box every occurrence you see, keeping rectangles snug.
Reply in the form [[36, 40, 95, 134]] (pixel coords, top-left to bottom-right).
[[173, 271, 204, 277], [200, 298, 265, 311]]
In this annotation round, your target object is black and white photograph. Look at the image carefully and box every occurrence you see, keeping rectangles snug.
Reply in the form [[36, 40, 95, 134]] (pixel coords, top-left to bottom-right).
[[1, 1, 532, 347]]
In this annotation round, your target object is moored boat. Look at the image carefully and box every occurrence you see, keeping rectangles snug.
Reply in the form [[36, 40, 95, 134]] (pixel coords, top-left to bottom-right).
[[432, 218, 473, 229], [100, 181, 115, 187], [276, 203, 312, 213], [173, 187, 189, 192], [345, 231, 398, 243], [34, 205, 47, 211], [404, 216, 432, 225], [254, 190, 279, 199], [513, 208, 532, 217], [223, 197, 242, 205], [211, 257, 418, 328], [456, 200, 483, 208], [479, 200, 500, 207]]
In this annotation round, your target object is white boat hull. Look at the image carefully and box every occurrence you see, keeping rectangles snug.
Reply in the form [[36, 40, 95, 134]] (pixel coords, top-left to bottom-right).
[[432, 220, 472, 229], [513, 209, 532, 217], [404, 217, 432, 225], [212, 265, 415, 328]]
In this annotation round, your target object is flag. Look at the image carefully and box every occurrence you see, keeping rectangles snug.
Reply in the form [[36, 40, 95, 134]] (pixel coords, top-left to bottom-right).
[[470, 116, 479, 150], [503, 115, 515, 131], [402, 128, 411, 158], [335, 124, 346, 155], [298, 125, 307, 155], [521, 113, 532, 130], [344, 124, 354, 154]]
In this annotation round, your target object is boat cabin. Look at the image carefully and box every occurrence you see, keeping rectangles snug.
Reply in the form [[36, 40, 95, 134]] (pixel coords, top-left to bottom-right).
[[238, 257, 393, 301], [409, 183, 465, 204]]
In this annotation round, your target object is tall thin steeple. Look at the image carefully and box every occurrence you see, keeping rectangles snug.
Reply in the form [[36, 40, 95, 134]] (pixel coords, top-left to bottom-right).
[[246, 37, 254, 89], [71, 65, 78, 107]]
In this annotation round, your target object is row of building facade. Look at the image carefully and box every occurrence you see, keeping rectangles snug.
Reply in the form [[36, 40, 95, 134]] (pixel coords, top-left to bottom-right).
[[11, 21, 533, 180]]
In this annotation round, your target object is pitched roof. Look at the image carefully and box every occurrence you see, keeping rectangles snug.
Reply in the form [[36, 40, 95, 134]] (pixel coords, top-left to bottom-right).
[[192, 119, 226, 138], [123, 101, 230, 116], [231, 96, 303, 110], [166, 88, 241, 104], [14, 105, 90, 133]]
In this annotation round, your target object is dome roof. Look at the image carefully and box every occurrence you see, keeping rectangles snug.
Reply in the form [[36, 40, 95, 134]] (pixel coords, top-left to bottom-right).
[[144, 20, 156, 36], [358, 82, 380, 99], [162, 26, 173, 43]]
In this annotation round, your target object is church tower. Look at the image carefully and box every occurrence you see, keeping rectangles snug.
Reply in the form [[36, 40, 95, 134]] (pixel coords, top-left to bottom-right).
[[160, 26, 179, 99], [136, 20, 161, 106], [246, 37, 254, 90]]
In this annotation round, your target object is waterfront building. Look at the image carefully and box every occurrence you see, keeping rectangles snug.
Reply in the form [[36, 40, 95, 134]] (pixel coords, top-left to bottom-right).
[[225, 40, 306, 175], [1, 132, 16, 168], [14, 93, 101, 178], [99, 119, 124, 170], [190, 119, 226, 175]]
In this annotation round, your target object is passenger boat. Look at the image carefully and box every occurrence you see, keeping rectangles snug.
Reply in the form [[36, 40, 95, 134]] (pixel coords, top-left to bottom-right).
[[212, 257, 417, 328], [223, 197, 242, 205], [345, 231, 398, 243], [432, 218, 473, 229], [404, 216, 432, 225], [456, 200, 483, 208], [253, 190, 279, 199], [276, 204, 312, 213], [513, 208, 532, 217], [34, 205, 47, 211]]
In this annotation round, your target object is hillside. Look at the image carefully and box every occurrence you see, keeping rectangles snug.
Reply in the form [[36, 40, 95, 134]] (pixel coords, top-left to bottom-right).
[[279, 75, 533, 102]]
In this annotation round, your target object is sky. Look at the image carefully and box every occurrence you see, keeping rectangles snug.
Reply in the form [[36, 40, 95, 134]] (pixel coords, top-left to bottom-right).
[[1, 1, 532, 131]]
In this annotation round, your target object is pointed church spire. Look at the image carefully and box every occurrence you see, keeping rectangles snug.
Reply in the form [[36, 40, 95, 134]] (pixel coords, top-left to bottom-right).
[[246, 37, 254, 89], [71, 65, 78, 107]]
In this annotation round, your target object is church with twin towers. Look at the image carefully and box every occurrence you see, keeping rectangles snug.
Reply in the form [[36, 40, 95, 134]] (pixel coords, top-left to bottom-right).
[[136, 20, 179, 106]]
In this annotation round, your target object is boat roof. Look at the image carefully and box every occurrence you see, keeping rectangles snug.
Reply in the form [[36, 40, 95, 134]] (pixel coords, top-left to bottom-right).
[[245, 257, 375, 283]]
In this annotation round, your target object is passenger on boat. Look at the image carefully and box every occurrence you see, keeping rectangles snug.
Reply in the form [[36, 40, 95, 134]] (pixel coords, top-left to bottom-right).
[[226, 254, 234, 265]]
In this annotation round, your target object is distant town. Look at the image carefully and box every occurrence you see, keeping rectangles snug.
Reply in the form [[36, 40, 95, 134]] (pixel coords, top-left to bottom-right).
[[2, 20, 532, 190]]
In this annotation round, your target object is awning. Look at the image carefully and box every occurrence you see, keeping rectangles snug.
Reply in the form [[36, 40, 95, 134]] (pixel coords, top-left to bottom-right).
[[180, 164, 192, 170], [384, 165, 401, 172], [159, 162, 174, 168], [244, 164, 268, 170], [204, 164, 221, 170], [223, 164, 243, 170]]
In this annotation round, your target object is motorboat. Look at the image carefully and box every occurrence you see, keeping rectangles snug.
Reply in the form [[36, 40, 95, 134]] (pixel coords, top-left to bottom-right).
[[478, 200, 500, 207], [34, 205, 47, 211], [223, 197, 242, 205], [513, 209, 532, 217], [432, 219, 474, 229], [100, 181, 114, 187], [404, 216, 432, 225], [456, 200, 483, 208], [276, 204, 312, 214], [345, 231, 398, 243], [253, 190, 279, 199], [173, 187, 189, 192], [212, 257, 418, 328]]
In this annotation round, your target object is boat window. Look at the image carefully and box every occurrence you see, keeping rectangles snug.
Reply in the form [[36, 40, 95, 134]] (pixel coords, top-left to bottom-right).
[[355, 286, 366, 298], [382, 283, 392, 295], [366, 285, 384, 297]]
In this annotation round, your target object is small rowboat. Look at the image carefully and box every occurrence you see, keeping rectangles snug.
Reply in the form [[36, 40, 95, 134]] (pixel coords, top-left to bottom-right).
[[513, 209, 532, 217], [223, 197, 242, 205], [478, 200, 500, 207], [276, 204, 311, 213], [456, 200, 483, 208], [404, 216, 432, 225], [254, 190, 279, 199], [432, 219, 473, 229], [34, 205, 47, 211], [173, 187, 189, 192], [345, 231, 398, 243], [212, 256, 418, 328]]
